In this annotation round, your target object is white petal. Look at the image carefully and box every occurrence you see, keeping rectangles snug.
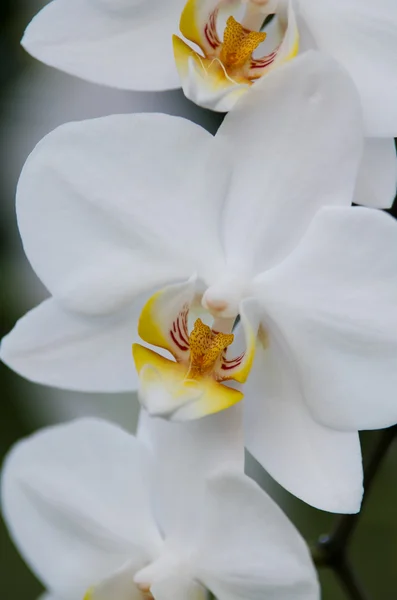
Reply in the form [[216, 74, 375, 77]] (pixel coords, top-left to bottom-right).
[[354, 137, 397, 208], [217, 51, 363, 276], [244, 344, 363, 513], [298, 0, 397, 136], [22, 0, 184, 91], [194, 471, 320, 600], [254, 206, 397, 432], [17, 113, 226, 315], [2, 419, 162, 597], [1, 298, 142, 392], [137, 406, 244, 540]]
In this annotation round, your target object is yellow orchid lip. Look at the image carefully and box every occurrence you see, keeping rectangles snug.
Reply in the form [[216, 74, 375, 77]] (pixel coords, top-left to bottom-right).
[[173, 0, 300, 111], [132, 282, 257, 421]]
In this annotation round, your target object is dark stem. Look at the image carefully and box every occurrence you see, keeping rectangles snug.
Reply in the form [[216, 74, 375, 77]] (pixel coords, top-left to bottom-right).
[[320, 425, 397, 557], [313, 425, 397, 599], [333, 557, 371, 600]]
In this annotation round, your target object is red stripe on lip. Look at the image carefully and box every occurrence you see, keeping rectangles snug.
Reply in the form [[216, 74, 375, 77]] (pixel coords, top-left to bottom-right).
[[170, 330, 189, 352], [205, 24, 219, 50], [221, 360, 243, 370], [177, 316, 189, 346], [223, 352, 245, 364]]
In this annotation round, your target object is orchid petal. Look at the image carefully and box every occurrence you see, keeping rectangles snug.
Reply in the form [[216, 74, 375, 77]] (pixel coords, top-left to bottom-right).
[[217, 51, 363, 275], [298, 0, 397, 136], [0, 298, 142, 392], [1, 419, 162, 598], [254, 206, 397, 432], [16, 113, 226, 315], [354, 137, 397, 208], [137, 407, 244, 540], [244, 344, 363, 513], [22, 0, 185, 91], [194, 471, 320, 600]]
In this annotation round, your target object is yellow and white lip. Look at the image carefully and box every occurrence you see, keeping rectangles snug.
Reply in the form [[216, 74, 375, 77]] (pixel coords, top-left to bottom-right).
[[132, 279, 259, 421], [173, 0, 299, 111]]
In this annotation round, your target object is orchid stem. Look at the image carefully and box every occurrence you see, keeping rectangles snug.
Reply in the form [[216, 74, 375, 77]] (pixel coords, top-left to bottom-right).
[[313, 425, 397, 599], [333, 557, 371, 600]]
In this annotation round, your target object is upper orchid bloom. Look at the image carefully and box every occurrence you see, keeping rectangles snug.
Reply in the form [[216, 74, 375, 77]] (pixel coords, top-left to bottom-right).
[[3, 53, 397, 512], [172, 0, 397, 208], [22, 1, 397, 208], [1, 410, 320, 600]]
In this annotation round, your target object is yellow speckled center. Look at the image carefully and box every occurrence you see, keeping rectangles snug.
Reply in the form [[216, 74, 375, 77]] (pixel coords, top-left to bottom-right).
[[187, 318, 234, 379], [220, 16, 266, 68]]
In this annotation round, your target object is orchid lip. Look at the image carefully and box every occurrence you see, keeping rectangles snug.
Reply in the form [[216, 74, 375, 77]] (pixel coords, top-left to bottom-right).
[[133, 279, 258, 420], [173, 0, 299, 111]]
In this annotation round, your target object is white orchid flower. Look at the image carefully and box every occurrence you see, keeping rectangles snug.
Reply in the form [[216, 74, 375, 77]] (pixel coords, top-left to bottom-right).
[[1, 410, 320, 600], [22, 0, 397, 208], [2, 53, 397, 513], [172, 0, 397, 208]]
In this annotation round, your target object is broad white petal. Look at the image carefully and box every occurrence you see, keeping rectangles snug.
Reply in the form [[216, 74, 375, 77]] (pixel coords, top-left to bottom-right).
[[17, 113, 226, 315], [22, 0, 185, 91], [137, 406, 244, 540], [354, 137, 397, 208], [1, 297, 142, 392], [244, 344, 363, 513], [217, 51, 363, 276], [298, 0, 397, 136], [254, 206, 397, 432], [195, 471, 320, 600], [2, 419, 162, 598]]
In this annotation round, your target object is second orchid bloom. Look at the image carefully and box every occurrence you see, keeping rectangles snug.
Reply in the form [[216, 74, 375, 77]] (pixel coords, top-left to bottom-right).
[[2, 54, 397, 514]]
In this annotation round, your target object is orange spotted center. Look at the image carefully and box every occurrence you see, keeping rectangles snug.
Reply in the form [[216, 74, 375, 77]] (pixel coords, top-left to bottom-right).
[[186, 318, 234, 379], [220, 16, 266, 68]]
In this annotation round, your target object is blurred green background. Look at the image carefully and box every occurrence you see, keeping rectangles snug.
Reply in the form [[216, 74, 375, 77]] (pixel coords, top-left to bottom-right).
[[1, 2, 397, 599]]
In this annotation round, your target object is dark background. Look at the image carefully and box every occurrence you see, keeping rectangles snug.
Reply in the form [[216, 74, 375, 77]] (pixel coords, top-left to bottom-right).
[[1, 2, 397, 599]]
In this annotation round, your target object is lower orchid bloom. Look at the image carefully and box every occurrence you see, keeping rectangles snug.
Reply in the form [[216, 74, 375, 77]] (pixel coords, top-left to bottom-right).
[[2, 53, 397, 513], [1, 409, 320, 600], [22, 0, 397, 208]]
